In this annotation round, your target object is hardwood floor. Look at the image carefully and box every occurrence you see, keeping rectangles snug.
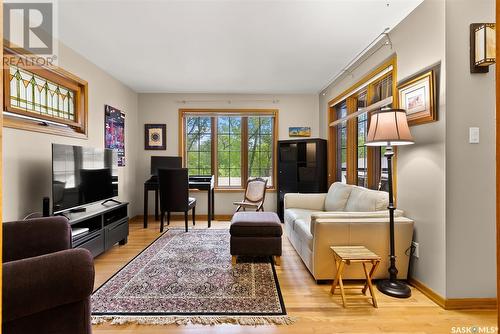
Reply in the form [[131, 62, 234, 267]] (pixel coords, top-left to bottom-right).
[[93, 218, 496, 334]]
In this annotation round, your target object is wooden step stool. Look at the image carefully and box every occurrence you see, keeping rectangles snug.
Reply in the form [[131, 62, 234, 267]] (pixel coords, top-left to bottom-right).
[[330, 246, 381, 308]]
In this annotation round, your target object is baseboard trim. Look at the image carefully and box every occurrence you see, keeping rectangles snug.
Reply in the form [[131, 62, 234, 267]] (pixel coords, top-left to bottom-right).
[[132, 214, 233, 222], [445, 298, 497, 310], [408, 277, 497, 310], [408, 277, 446, 308]]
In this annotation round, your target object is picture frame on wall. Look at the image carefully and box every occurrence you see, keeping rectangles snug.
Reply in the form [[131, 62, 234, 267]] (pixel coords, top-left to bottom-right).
[[289, 126, 311, 137], [397, 64, 440, 126], [104, 105, 126, 166], [144, 124, 167, 150]]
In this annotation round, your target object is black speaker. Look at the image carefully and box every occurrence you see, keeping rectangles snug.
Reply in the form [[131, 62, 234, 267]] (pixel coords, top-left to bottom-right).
[[43, 197, 50, 217]]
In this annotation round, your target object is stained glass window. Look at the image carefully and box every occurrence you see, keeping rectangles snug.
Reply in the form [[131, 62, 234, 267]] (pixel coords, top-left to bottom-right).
[[8, 65, 76, 122]]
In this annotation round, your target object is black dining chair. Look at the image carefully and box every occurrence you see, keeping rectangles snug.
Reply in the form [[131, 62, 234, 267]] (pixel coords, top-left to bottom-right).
[[158, 168, 196, 233]]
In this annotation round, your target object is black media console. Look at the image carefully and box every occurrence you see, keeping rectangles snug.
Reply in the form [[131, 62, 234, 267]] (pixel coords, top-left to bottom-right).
[[61, 202, 129, 258]]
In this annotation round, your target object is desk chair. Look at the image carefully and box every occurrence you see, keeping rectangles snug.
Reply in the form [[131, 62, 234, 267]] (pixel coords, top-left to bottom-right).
[[158, 168, 196, 232]]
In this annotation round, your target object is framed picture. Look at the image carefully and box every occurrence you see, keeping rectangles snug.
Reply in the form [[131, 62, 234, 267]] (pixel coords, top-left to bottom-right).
[[289, 126, 311, 137], [398, 64, 439, 126], [104, 105, 125, 166], [145, 124, 167, 150]]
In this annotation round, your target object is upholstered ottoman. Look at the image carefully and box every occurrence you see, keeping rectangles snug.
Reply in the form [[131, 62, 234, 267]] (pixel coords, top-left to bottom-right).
[[230, 212, 282, 266]]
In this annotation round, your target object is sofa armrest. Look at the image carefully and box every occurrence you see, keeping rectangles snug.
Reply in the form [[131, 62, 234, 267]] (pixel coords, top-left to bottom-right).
[[311, 209, 405, 221], [284, 193, 326, 211], [3, 248, 95, 323], [3, 216, 71, 263], [310, 217, 414, 280]]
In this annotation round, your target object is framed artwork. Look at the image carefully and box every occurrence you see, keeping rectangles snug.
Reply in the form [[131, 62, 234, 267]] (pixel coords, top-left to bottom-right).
[[145, 124, 167, 150], [104, 105, 125, 166], [398, 64, 439, 126], [289, 126, 311, 137]]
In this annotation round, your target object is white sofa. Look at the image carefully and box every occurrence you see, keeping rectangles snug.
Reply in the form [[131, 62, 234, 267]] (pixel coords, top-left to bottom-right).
[[284, 182, 414, 280]]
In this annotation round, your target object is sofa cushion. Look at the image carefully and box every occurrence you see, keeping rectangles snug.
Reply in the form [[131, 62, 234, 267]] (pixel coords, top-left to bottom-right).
[[344, 186, 389, 212], [324, 182, 353, 211], [294, 219, 313, 250], [284, 208, 316, 228]]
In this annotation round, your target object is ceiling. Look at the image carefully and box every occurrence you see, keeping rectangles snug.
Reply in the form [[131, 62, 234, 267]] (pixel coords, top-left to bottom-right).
[[58, 0, 423, 94]]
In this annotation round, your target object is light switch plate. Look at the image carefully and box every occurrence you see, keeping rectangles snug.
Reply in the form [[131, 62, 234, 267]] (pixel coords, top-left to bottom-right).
[[469, 127, 480, 144]]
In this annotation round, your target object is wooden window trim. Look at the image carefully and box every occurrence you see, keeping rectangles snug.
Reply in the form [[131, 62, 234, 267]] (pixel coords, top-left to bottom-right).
[[346, 96, 357, 185], [178, 109, 278, 191], [2, 47, 88, 139], [327, 56, 398, 195]]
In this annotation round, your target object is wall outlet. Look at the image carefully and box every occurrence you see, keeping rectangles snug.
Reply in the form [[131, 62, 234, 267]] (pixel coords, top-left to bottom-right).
[[412, 241, 419, 258]]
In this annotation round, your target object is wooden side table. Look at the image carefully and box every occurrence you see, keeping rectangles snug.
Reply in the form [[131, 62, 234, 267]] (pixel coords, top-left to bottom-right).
[[330, 246, 381, 308]]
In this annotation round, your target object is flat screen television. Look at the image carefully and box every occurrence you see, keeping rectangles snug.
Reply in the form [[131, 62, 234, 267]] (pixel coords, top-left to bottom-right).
[[52, 144, 118, 213]]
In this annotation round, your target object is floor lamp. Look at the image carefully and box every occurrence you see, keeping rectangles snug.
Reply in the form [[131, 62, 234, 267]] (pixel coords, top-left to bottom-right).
[[365, 108, 414, 298]]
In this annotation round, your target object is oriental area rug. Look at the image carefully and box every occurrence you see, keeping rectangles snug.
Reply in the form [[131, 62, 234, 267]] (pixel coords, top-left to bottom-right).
[[91, 229, 292, 326]]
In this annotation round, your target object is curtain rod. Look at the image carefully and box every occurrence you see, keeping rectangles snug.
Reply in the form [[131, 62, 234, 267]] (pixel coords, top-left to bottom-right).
[[319, 27, 392, 96], [176, 99, 280, 104]]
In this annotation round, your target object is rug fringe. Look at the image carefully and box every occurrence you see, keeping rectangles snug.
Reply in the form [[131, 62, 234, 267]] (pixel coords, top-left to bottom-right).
[[92, 315, 296, 326]]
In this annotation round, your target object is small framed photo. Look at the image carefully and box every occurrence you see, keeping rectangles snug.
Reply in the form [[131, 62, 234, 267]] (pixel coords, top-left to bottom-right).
[[398, 65, 439, 126], [144, 124, 166, 150], [289, 126, 311, 137]]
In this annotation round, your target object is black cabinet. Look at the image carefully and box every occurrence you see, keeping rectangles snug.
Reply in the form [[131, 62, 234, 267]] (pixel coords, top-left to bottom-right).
[[277, 139, 327, 220], [65, 202, 129, 258]]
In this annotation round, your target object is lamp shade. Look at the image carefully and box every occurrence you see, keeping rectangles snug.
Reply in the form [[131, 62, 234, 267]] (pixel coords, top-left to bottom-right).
[[474, 23, 496, 66], [365, 109, 414, 147]]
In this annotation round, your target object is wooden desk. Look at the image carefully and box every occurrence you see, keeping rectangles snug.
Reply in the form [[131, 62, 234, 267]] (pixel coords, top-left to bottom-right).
[[143, 175, 215, 229], [330, 246, 381, 308]]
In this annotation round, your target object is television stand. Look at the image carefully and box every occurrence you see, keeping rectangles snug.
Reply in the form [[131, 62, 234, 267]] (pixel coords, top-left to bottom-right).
[[66, 202, 129, 258], [102, 198, 121, 205], [69, 207, 87, 213]]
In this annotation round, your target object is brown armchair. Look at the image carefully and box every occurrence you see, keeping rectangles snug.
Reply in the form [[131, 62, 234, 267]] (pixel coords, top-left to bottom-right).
[[2, 216, 95, 334]]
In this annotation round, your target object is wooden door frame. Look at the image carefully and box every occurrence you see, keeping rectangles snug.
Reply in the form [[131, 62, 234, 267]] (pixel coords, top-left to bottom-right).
[[496, 0, 499, 325], [1, 0, 4, 328]]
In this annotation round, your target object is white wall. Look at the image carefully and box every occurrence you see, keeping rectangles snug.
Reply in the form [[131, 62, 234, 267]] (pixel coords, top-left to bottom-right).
[[319, 0, 497, 299], [445, 0, 496, 298], [137, 93, 319, 216], [2, 43, 140, 221], [319, 0, 447, 296]]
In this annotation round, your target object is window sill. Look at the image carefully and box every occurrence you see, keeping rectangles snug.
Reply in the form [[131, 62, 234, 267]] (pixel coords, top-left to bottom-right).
[[3, 114, 88, 139]]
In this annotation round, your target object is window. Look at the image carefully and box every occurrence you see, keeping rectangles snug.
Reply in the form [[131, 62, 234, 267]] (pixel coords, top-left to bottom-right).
[[217, 116, 241, 187], [248, 116, 273, 183], [371, 74, 393, 191], [180, 109, 278, 190], [9, 65, 76, 121], [186, 116, 212, 176], [356, 91, 368, 187], [3, 48, 88, 138], [335, 102, 348, 183], [328, 57, 396, 191]]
